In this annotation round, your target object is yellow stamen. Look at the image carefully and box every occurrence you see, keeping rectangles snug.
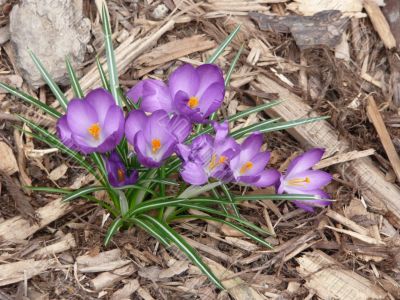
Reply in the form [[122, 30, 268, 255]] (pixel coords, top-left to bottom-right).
[[188, 96, 199, 109], [151, 138, 161, 153], [287, 177, 311, 186], [88, 123, 101, 140], [209, 154, 227, 170], [117, 168, 125, 182], [240, 161, 253, 174]]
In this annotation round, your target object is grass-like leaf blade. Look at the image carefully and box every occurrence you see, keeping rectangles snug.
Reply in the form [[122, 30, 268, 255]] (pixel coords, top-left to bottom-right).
[[29, 50, 68, 110], [142, 215, 224, 290], [0, 82, 61, 119], [66, 58, 84, 98], [96, 56, 110, 90], [206, 25, 241, 64], [104, 218, 123, 246], [101, 5, 121, 106]]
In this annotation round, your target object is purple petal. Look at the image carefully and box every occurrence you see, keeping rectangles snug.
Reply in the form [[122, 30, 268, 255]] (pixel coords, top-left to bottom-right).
[[285, 170, 332, 191], [176, 143, 191, 161], [57, 115, 77, 150], [85, 88, 116, 126], [199, 82, 225, 118], [180, 161, 208, 185], [213, 121, 229, 143], [239, 152, 270, 176], [252, 169, 280, 187], [125, 110, 147, 146], [66, 99, 98, 137], [168, 64, 199, 99], [239, 133, 264, 162], [196, 64, 225, 99], [102, 106, 124, 140], [173, 90, 203, 123], [95, 132, 123, 153], [126, 79, 173, 113], [293, 189, 331, 212], [126, 170, 139, 185], [286, 148, 325, 176], [169, 115, 191, 142]]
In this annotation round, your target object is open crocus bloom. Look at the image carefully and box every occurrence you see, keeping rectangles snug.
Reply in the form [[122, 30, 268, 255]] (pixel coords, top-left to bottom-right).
[[178, 122, 239, 185], [105, 152, 138, 187], [277, 148, 332, 212], [56, 88, 124, 154], [125, 109, 190, 168], [126, 64, 225, 123], [229, 133, 280, 187]]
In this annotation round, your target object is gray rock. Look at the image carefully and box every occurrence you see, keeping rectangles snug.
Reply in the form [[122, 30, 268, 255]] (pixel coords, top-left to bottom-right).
[[9, 0, 91, 88]]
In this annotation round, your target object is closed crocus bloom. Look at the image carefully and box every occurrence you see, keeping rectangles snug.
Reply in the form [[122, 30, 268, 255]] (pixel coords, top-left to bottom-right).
[[277, 148, 332, 212], [125, 109, 191, 168], [126, 64, 225, 123], [105, 152, 138, 187], [229, 133, 280, 187], [56, 88, 124, 154], [178, 122, 239, 185]]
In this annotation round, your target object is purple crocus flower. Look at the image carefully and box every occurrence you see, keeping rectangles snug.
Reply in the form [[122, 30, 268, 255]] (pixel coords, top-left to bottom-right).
[[56, 88, 124, 154], [178, 122, 239, 185], [125, 109, 191, 168], [277, 148, 332, 212], [229, 133, 280, 187], [127, 64, 225, 123], [105, 152, 138, 187]]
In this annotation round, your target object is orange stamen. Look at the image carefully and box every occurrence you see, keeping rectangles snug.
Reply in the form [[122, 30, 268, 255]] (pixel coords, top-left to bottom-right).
[[117, 168, 125, 182], [88, 123, 101, 140], [287, 177, 311, 186], [209, 154, 227, 170], [151, 139, 161, 153], [188, 96, 199, 109], [240, 161, 253, 174]]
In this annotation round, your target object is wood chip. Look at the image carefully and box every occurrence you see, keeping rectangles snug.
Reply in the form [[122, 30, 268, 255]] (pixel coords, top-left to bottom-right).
[[77, 249, 130, 273], [367, 96, 400, 182], [30, 232, 76, 258], [48, 164, 68, 181], [0, 259, 56, 286], [205, 258, 266, 300], [111, 279, 140, 300], [315, 149, 375, 169], [159, 260, 189, 279], [296, 250, 386, 299], [0, 198, 72, 242], [90, 264, 136, 292], [0, 141, 18, 175], [364, 0, 397, 49]]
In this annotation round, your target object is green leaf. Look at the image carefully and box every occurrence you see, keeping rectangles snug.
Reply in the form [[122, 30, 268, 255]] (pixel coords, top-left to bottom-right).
[[66, 57, 84, 98], [29, 50, 68, 110], [207, 25, 241, 64], [0, 82, 61, 119], [175, 215, 272, 249], [96, 56, 110, 91], [90, 153, 108, 185], [230, 117, 281, 139], [142, 215, 224, 290], [175, 203, 271, 237], [224, 43, 244, 87], [101, 5, 121, 106], [128, 197, 231, 217], [234, 193, 328, 201], [132, 217, 170, 247], [257, 116, 329, 134], [220, 184, 240, 218], [63, 186, 105, 202], [104, 218, 123, 246], [179, 181, 221, 199]]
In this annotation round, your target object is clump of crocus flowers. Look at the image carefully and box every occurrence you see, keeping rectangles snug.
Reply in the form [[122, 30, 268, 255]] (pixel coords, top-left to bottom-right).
[[57, 63, 332, 211]]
